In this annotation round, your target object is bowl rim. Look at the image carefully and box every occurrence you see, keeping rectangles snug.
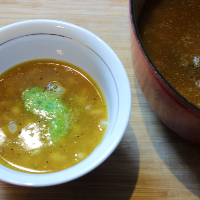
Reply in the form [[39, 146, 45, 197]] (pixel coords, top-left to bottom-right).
[[129, 0, 200, 114], [0, 19, 132, 187]]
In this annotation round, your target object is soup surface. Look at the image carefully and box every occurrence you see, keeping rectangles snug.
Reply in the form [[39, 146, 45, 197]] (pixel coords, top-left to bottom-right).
[[138, 0, 200, 108], [0, 59, 107, 173]]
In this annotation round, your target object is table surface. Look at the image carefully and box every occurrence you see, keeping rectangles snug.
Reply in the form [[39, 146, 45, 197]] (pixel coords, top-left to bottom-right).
[[1, 0, 200, 199]]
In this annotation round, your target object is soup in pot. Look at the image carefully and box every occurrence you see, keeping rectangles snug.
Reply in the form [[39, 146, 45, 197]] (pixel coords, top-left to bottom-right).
[[138, 0, 200, 108]]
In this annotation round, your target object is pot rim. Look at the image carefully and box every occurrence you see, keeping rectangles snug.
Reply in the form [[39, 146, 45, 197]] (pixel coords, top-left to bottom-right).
[[129, 0, 200, 114]]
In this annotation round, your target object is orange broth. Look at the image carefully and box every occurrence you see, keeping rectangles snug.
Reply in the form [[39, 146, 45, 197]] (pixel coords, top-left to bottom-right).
[[0, 59, 107, 173]]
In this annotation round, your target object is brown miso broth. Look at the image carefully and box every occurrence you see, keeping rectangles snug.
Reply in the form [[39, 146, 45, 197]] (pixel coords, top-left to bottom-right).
[[138, 0, 200, 108], [0, 59, 107, 173]]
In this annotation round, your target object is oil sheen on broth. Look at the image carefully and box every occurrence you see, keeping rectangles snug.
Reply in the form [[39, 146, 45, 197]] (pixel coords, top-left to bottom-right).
[[138, 0, 200, 108], [0, 59, 107, 173]]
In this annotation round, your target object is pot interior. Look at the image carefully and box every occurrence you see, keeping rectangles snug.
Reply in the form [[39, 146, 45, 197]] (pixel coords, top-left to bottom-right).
[[130, 0, 200, 113]]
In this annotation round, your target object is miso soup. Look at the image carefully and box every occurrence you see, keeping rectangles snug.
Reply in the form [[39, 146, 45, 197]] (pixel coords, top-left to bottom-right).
[[0, 59, 107, 173]]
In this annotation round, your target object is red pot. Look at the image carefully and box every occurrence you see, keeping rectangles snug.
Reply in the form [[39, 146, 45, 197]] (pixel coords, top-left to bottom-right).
[[129, 0, 200, 146]]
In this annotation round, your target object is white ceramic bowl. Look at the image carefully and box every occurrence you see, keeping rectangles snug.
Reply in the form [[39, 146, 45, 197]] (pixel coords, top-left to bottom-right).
[[0, 19, 131, 187]]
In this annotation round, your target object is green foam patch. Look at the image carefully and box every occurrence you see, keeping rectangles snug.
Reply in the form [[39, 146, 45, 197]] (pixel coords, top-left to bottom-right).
[[22, 87, 70, 141]]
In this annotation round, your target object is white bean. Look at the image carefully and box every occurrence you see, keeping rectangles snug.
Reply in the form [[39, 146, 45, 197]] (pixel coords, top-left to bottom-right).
[[8, 122, 17, 133]]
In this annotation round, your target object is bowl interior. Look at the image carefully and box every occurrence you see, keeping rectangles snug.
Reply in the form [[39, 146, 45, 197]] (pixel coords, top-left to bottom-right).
[[0, 34, 118, 140]]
